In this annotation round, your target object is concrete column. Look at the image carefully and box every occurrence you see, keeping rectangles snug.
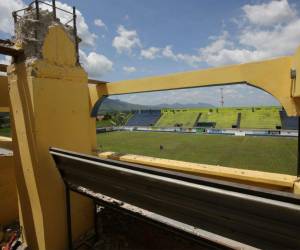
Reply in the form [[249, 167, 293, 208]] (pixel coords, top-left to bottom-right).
[[8, 24, 94, 249]]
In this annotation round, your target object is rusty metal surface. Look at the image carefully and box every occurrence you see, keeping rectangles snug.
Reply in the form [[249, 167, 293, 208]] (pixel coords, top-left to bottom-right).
[[50, 147, 300, 249], [71, 185, 254, 250]]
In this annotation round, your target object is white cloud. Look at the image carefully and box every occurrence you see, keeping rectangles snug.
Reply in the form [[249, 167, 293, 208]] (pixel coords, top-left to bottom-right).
[[242, 0, 296, 26], [239, 18, 300, 57], [141, 47, 160, 59], [80, 50, 113, 78], [0, 0, 25, 34], [112, 25, 141, 54], [201, 0, 300, 66], [161, 45, 202, 67], [199, 32, 231, 56], [123, 66, 136, 73], [94, 18, 107, 29], [157, 1, 300, 67], [176, 53, 202, 67], [162, 45, 178, 61]]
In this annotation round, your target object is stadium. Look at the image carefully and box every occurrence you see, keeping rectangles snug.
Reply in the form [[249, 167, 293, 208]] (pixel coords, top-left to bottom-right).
[[1, 0, 300, 249], [94, 104, 298, 175]]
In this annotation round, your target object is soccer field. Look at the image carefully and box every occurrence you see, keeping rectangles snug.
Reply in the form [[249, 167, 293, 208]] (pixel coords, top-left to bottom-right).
[[97, 131, 297, 175]]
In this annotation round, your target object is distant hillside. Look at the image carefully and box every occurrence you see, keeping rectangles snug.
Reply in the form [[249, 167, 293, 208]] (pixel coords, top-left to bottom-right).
[[98, 98, 214, 113], [98, 99, 150, 112], [156, 102, 215, 109]]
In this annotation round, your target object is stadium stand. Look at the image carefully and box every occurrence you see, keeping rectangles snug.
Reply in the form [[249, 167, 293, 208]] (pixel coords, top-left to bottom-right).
[[125, 107, 287, 130], [155, 110, 199, 128], [126, 110, 161, 126], [279, 110, 298, 130], [198, 109, 239, 128], [239, 107, 281, 129]]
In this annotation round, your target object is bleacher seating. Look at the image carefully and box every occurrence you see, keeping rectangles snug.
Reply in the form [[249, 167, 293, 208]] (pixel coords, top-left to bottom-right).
[[126, 110, 161, 126], [125, 107, 291, 130], [155, 110, 199, 128], [239, 108, 281, 129], [198, 109, 239, 128], [279, 110, 298, 130], [156, 107, 285, 129]]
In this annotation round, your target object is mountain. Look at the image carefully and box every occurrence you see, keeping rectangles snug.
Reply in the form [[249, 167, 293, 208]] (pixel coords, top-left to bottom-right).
[[154, 102, 215, 109], [98, 98, 214, 113]]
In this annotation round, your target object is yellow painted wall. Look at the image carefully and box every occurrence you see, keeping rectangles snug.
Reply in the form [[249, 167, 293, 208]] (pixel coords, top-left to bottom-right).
[[92, 47, 300, 116], [8, 25, 94, 249], [0, 155, 18, 225]]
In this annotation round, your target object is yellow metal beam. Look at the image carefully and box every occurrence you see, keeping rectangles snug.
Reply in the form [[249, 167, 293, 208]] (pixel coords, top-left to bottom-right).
[[99, 152, 297, 191], [91, 46, 300, 116]]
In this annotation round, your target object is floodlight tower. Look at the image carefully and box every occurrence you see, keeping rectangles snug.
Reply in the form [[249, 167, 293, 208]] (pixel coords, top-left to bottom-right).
[[220, 88, 224, 107]]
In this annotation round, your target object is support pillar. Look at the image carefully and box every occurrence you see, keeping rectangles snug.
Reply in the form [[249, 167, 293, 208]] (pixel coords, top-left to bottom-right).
[[8, 25, 94, 249]]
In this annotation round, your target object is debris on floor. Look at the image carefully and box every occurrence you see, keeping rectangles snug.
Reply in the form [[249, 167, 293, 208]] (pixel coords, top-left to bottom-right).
[[75, 206, 205, 250], [0, 222, 27, 250]]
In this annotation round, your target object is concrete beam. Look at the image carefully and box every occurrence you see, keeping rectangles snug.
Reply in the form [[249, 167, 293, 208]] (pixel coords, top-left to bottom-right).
[[99, 152, 297, 191], [92, 46, 300, 116]]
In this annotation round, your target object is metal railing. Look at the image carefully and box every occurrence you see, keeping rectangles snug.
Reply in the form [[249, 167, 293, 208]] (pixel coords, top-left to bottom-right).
[[51, 147, 300, 249]]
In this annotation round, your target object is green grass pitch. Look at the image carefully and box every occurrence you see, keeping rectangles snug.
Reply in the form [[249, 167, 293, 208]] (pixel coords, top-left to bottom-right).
[[97, 131, 297, 175]]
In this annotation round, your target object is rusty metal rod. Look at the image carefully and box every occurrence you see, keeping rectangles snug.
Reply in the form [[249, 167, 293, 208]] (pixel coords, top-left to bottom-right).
[[72, 6, 79, 64], [35, 0, 39, 20], [52, 0, 56, 20]]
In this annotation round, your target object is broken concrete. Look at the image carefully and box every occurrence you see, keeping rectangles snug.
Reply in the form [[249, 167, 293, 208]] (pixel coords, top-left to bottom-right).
[[14, 8, 75, 60]]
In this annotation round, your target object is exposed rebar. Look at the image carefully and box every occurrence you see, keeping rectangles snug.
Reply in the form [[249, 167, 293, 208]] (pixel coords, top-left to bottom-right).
[[52, 0, 56, 20], [72, 6, 79, 64]]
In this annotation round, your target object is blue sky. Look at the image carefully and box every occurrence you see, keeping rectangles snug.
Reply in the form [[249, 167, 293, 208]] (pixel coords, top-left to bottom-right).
[[1, 0, 300, 107]]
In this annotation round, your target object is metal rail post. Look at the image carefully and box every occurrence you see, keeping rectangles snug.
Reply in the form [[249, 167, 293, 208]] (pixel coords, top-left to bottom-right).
[[34, 0, 40, 55], [72, 6, 79, 64], [35, 0, 39, 20], [12, 12, 17, 26], [52, 0, 56, 20], [66, 186, 73, 250]]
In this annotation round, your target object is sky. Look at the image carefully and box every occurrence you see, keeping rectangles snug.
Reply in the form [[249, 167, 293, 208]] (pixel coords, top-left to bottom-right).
[[1, 0, 300, 107]]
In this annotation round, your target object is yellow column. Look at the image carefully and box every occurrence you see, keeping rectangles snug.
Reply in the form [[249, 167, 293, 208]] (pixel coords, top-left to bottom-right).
[[8, 25, 93, 249]]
